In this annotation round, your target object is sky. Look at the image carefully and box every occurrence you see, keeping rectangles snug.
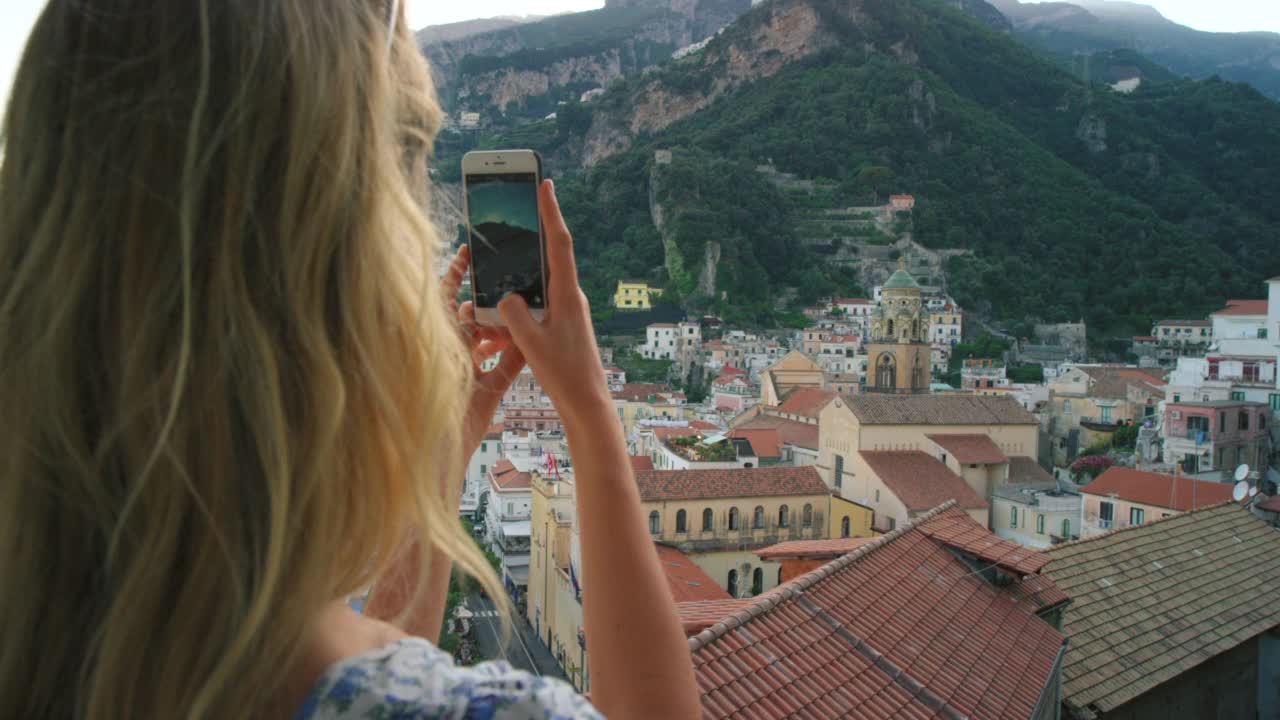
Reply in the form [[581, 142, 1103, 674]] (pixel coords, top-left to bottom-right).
[[0, 0, 1277, 114]]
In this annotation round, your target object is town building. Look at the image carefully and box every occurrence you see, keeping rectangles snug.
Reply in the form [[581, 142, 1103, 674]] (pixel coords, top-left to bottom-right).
[[1153, 318, 1213, 347], [929, 304, 963, 346], [989, 456, 1082, 547], [962, 357, 1007, 390], [1078, 466, 1235, 535], [1162, 399, 1271, 477], [611, 383, 688, 439], [612, 279, 657, 309], [484, 458, 533, 593], [758, 351, 825, 406], [1043, 503, 1280, 719], [865, 262, 931, 394], [687, 503, 1069, 719], [1046, 364, 1166, 466], [709, 372, 755, 414], [461, 423, 502, 519], [636, 466, 854, 599]]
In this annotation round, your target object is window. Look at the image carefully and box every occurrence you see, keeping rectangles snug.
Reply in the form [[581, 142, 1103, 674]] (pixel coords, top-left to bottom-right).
[[1100, 406, 1112, 423], [1232, 391, 1246, 402], [887, 518, 896, 531], [1271, 394, 1280, 411], [841, 517, 851, 538], [1129, 507, 1145, 526], [480, 442, 488, 453], [1173, 394, 1181, 403], [834, 454, 844, 490], [778, 505, 790, 528], [1063, 400, 1072, 415], [702, 508, 714, 532], [1187, 415, 1209, 434], [728, 508, 740, 531], [1036, 514, 1045, 535], [507, 502, 514, 516], [752, 568, 764, 596], [1220, 412, 1228, 432], [727, 569, 738, 598], [1099, 501, 1114, 529], [1061, 518, 1071, 538], [1239, 411, 1249, 430], [676, 509, 687, 534], [753, 506, 765, 529], [649, 511, 660, 534], [1259, 328, 1269, 339], [1262, 415, 1268, 429], [802, 504, 813, 528], [875, 489, 880, 503], [480, 464, 487, 475], [1010, 506, 1018, 529]]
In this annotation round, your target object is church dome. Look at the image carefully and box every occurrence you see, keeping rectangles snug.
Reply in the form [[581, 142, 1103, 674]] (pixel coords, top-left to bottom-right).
[[883, 268, 919, 290]]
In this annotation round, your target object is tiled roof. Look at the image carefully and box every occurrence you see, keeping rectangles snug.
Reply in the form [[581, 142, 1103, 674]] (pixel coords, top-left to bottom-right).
[[1081, 467, 1234, 512], [835, 297, 874, 305], [1008, 574, 1072, 614], [656, 544, 733, 603], [735, 414, 819, 450], [634, 466, 829, 502], [490, 460, 531, 490], [927, 433, 1009, 464], [484, 423, 504, 439], [689, 420, 722, 431], [1211, 299, 1268, 316], [860, 451, 989, 511], [711, 374, 749, 386], [629, 455, 654, 472], [720, 366, 747, 376], [916, 512, 1049, 574], [1154, 319, 1210, 326], [724, 428, 782, 459], [1073, 366, 1167, 399], [677, 599, 754, 636], [611, 383, 677, 402], [775, 387, 838, 418], [1256, 495, 1280, 512], [1008, 456, 1055, 485], [689, 504, 1066, 720], [845, 394, 1038, 425], [1043, 503, 1280, 717], [754, 537, 877, 560]]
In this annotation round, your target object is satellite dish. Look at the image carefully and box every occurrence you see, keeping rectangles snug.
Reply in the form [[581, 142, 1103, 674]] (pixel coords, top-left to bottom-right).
[[1249, 486, 1260, 498], [1232, 481, 1249, 503], [1234, 464, 1250, 482]]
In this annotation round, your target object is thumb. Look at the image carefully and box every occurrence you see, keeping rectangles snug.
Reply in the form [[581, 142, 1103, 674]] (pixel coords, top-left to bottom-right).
[[498, 293, 541, 352]]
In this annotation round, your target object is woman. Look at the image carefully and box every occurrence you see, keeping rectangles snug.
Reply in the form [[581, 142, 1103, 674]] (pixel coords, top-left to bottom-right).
[[0, 2, 700, 718]]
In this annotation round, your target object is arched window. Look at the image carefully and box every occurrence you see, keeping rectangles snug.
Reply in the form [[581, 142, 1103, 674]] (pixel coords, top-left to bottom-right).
[[778, 505, 789, 528], [841, 517, 851, 538], [752, 568, 764, 596], [728, 507, 740, 531], [777, 566, 784, 585], [727, 569, 738, 598], [648, 511, 660, 534], [876, 354, 896, 388], [1239, 411, 1249, 431], [753, 506, 765, 529], [702, 507, 714, 531], [803, 504, 813, 528], [887, 319, 895, 337], [676, 509, 687, 534]]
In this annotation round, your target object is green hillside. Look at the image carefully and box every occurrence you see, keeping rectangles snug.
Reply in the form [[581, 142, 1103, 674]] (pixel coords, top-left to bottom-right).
[[436, 0, 1280, 335]]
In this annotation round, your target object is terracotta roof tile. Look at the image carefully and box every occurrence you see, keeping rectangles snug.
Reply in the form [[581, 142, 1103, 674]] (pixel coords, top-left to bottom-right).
[[1007, 456, 1054, 485], [926, 434, 1009, 464], [916, 514, 1049, 574], [734, 414, 819, 450], [1081, 467, 1235, 512], [776, 387, 838, 418], [484, 423, 504, 439], [490, 459, 531, 490], [677, 599, 756, 636], [1043, 503, 1280, 716], [634, 466, 830, 502], [755, 537, 877, 560], [860, 451, 989, 511], [846, 395, 1037, 425], [688, 504, 1066, 720], [657, 544, 734, 603], [724, 428, 782, 459], [628, 455, 654, 472], [1155, 319, 1211, 327], [1211, 298, 1268, 316]]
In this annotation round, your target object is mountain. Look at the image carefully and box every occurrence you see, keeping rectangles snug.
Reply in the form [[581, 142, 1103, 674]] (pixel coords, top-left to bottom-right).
[[434, 0, 1280, 339], [419, 0, 751, 122], [416, 16, 541, 45], [989, 0, 1280, 99]]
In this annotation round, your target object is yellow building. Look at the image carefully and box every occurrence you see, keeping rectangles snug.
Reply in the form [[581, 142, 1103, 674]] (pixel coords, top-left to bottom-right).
[[817, 394, 1042, 531], [613, 280, 657, 309], [829, 495, 875, 539], [760, 351, 826, 407], [528, 472, 589, 691]]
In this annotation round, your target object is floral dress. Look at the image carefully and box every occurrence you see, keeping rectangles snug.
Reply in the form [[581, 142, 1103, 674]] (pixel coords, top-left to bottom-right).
[[295, 637, 603, 719]]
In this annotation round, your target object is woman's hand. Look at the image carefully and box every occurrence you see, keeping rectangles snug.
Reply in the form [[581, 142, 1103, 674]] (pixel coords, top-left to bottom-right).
[[440, 245, 525, 457], [498, 180, 611, 426]]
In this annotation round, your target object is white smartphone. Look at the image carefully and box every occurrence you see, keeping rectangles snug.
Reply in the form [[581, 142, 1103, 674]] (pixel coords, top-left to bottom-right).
[[461, 150, 548, 326]]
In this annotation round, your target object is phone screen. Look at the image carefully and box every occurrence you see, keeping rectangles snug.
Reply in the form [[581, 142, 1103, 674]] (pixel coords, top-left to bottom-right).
[[465, 172, 544, 309]]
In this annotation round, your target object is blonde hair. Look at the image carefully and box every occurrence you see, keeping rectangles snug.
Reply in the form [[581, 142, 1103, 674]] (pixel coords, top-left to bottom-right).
[[0, 1, 502, 717]]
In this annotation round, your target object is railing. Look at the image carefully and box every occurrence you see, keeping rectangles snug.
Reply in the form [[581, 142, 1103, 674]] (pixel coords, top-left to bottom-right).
[[1097, 519, 1112, 530]]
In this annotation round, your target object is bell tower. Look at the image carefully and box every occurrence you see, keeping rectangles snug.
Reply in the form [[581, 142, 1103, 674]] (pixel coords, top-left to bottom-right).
[[866, 260, 931, 394]]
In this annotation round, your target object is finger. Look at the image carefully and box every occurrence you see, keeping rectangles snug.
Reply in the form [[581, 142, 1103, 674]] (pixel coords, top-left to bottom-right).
[[459, 301, 509, 342], [538, 179, 578, 300], [442, 244, 470, 302], [498, 293, 542, 353], [477, 345, 526, 395], [472, 337, 512, 367]]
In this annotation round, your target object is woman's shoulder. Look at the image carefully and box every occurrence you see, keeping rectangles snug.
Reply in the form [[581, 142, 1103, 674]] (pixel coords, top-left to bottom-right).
[[294, 637, 603, 720]]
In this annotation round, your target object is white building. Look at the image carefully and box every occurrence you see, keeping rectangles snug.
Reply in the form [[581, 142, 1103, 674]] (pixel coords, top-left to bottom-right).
[[484, 458, 534, 591], [990, 486, 1082, 548], [461, 423, 503, 518], [1204, 297, 1277, 405], [638, 321, 701, 366]]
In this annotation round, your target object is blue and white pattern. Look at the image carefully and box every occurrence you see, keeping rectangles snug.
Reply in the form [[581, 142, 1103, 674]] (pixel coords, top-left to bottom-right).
[[294, 637, 603, 719]]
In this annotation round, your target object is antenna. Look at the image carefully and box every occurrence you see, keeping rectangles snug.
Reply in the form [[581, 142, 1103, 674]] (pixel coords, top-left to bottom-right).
[[1234, 464, 1250, 482], [1232, 480, 1249, 503]]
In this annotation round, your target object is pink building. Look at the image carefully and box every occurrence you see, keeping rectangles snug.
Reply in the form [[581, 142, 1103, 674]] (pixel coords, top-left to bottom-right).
[[1162, 400, 1271, 476]]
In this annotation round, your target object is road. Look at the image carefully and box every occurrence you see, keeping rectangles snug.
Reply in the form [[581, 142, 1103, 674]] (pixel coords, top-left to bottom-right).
[[466, 593, 567, 679]]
